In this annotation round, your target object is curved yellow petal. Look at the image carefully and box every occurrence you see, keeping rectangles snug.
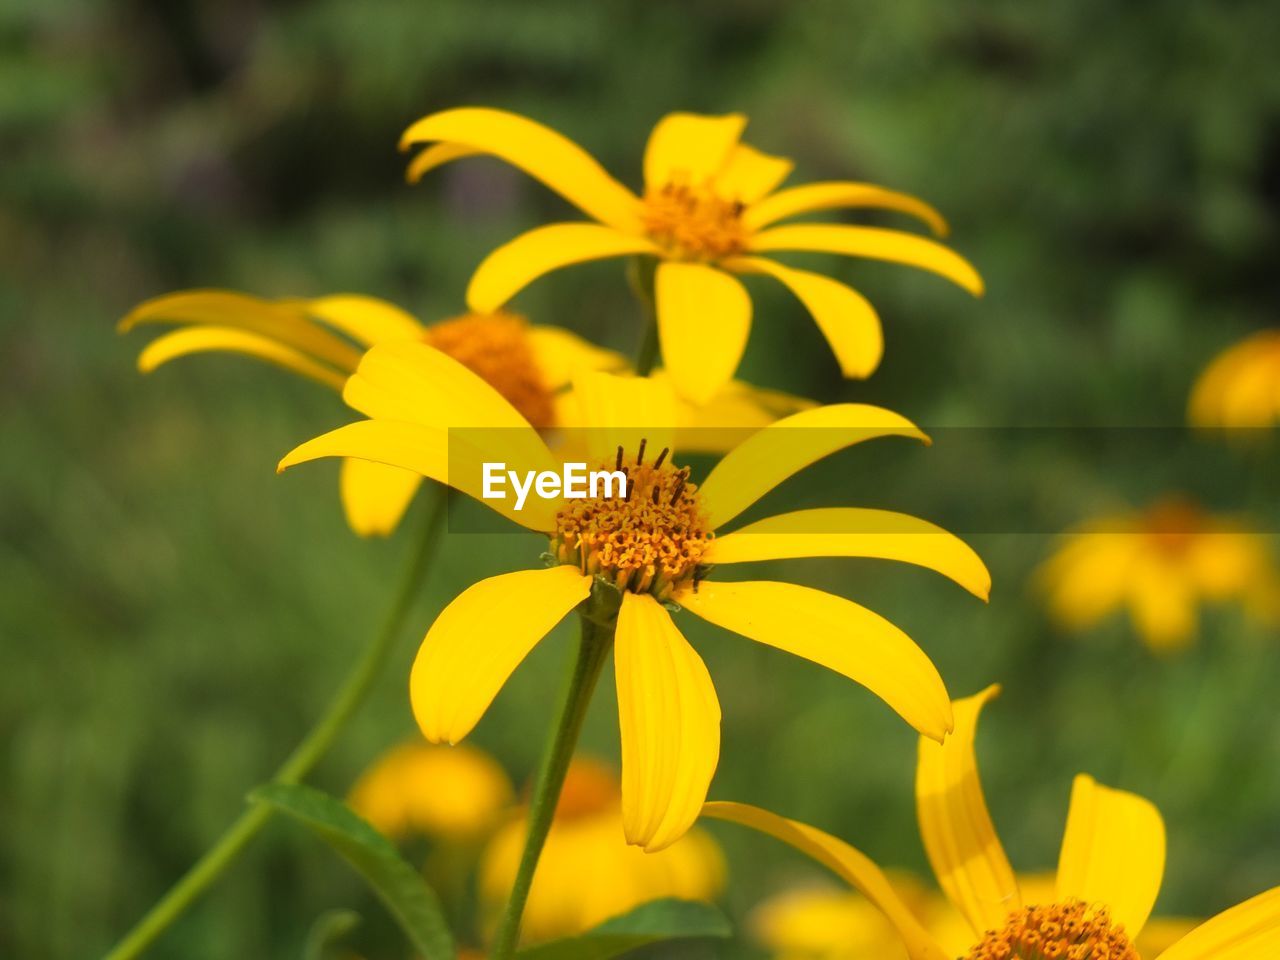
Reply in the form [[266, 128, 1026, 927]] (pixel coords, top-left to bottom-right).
[[698, 404, 929, 530], [702, 802, 951, 960], [708, 508, 990, 600], [1155, 887, 1280, 960], [712, 144, 794, 203], [526, 324, 627, 390], [750, 224, 983, 297], [916, 685, 1021, 937], [615, 592, 721, 853], [410, 567, 592, 744], [679, 580, 952, 741], [399, 108, 643, 231], [307, 295, 426, 346], [670, 375, 816, 453], [643, 112, 747, 191], [1056, 774, 1166, 938], [1129, 556, 1197, 652], [339, 457, 424, 537], [405, 142, 482, 184], [1036, 534, 1143, 631], [467, 223, 658, 314], [724, 255, 883, 378], [656, 262, 752, 406], [136, 326, 347, 390], [120, 289, 363, 371], [744, 181, 949, 236], [567, 370, 678, 463]]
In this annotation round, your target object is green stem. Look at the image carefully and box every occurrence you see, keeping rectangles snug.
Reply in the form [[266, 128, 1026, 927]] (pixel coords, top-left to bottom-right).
[[103, 491, 446, 960], [627, 255, 660, 376], [490, 614, 614, 959]]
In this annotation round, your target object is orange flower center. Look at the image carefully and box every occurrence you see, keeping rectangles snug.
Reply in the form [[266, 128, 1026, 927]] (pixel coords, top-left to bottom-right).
[[552, 759, 621, 821], [965, 900, 1138, 960], [1140, 496, 1206, 556], [549, 440, 712, 600], [422, 311, 555, 429], [641, 179, 749, 260]]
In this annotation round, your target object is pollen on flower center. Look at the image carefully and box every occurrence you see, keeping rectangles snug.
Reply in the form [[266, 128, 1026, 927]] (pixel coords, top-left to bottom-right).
[[549, 440, 712, 600], [422, 311, 555, 429], [965, 900, 1139, 960], [642, 179, 748, 260]]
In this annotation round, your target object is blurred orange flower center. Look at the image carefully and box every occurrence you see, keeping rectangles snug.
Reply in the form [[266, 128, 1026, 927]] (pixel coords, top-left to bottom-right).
[[642, 180, 748, 260], [1140, 497, 1206, 556], [550, 440, 712, 600], [422, 311, 555, 429], [550, 759, 621, 820], [965, 900, 1138, 960]]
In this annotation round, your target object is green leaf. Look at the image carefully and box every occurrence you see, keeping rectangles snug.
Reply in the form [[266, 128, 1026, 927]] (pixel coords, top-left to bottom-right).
[[303, 908, 361, 960], [252, 783, 455, 960], [515, 899, 731, 960]]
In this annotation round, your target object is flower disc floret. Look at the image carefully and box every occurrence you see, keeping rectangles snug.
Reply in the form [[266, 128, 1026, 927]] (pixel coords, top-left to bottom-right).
[[965, 900, 1138, 960], [641, 180, 749, 260]]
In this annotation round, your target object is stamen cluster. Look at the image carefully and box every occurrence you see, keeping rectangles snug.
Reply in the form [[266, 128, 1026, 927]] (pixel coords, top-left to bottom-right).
[[642, 179, 749, 260], [964, 900, 1139, 960], [550, 441, 712, 600]]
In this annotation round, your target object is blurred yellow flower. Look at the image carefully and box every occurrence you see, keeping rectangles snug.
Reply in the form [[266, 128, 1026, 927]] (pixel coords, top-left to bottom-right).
[[347, 740, 513, 843], [708, 685, 1280, 960], [479, 758, 724, 945], [279, 343, 990, 851], [1037, 497, 1280, 652], [401, 108, 982, 403], [1189, 330, 1280, 428]]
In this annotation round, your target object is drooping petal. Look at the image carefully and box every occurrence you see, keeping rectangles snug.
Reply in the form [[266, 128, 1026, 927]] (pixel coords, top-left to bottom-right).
[[567, 370, 678, 464], [916, 685, 1021, 937], [404, 142, 482, 184], [1129, 556, 1197, 652], [702, 802, 951, 960], [399, 107, 643, 232], [708, 508, 990, 600], [656, 262, 752, 405], [1036, 533, 1143, 631], [525, 324, 627, 390], [466, 223, 659, 314], [724, 255, 883, 378], [750, 224, 983, 296], [643, 112, 747, 191], [1056, 774, 1166, 938], [339, 457, 424, 537], [712, 144, 794, 203], [137, 326, 347, 390], [307, 295, 427, 346], [698, 404, 929, 530], [410, 567, 592, 744], [744, 181, 949, 236], [1154, 887, 1280, 960], [679, 580, 952, 741], [615, 592, 721, 853]]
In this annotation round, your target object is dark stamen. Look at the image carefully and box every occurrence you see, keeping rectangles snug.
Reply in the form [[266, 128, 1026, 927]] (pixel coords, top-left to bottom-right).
[[615, 445, 624, 471], [670, 474, 686, 504], [637, 438, 647, 465], [653, 447, 669, 469], [651, 485, 660, 504]]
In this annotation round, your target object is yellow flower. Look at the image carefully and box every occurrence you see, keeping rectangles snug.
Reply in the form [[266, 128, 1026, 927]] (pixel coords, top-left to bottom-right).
[[278, 341, 990, 851], [1188, 330, 1280, 428], [708, 686, 1280, 960], [479, 757, 724, 944], [347, 740, 514, 843], [1037, 496, 1280, 652], [401, 108, 983, 403]]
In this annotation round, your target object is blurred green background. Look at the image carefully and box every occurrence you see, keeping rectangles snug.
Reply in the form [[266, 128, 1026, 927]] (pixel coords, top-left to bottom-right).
[[4, 1, 1280, 957]]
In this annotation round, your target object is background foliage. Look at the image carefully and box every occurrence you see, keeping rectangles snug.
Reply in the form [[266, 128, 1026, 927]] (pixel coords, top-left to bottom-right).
[[3, 1, 1279, 957]]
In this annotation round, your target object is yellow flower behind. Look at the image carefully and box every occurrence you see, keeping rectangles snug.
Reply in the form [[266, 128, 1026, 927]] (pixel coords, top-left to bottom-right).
[[479, 758, 724, 945], [1189, 330, 1280, 428], [1037, 497, 1280, 652], [278, 344, 990, 852], [708, 686, 1280, 960], [401, 107, 983, 403]]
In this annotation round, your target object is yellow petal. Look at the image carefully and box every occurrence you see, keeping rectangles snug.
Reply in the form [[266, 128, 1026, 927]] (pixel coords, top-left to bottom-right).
[[679, 580, 952, 741], [399, 107, 643, 232], [702, 802, 951, 960], [712, 144, 794, 203], [404, 142, 481, 184], [750, 224, 983, 296], [656, 262, 752, 405], [339, 457, 424, 537], [724, 256, 883, 378], [1188, 331, 1280, 429], [698, 404, 929, 530], [136, 326, 347, 390], [410, 567, 591, 744], [615, 592, 721, 853], [120, 289, 363, 371], [526, 324, 627, 390], [1155, 887, 1280, 960], [567, 370, 678, 464], [670, 374, 816, 453], [643, 112, 747, 190], [916, 685, 1021, 937], [306, 294, 426, 346], [744, 181, 949, 236], [708, 508, 990, 600], [467, 223, 658, 314], [1129, 556, 1197, 652], [1036, 533, 1142, 631], [1056, 774, 1166, 938]]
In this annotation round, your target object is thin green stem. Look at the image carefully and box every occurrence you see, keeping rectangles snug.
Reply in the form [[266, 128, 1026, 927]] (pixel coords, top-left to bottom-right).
[[490, 614, 614, 959], [627, 255, 660, 376], [103, 491, 446, 960]]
